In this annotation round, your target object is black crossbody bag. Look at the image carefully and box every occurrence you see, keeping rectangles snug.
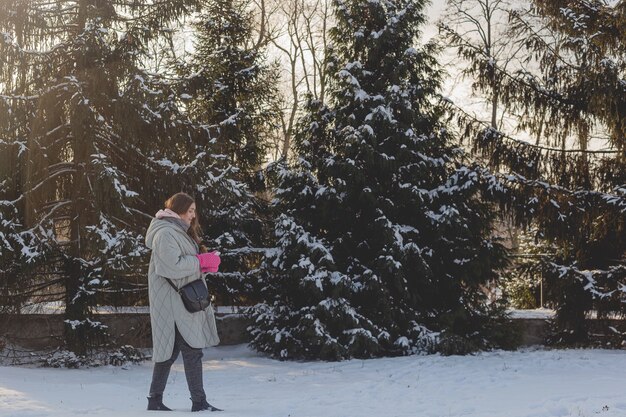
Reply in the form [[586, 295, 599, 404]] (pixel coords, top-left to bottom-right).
[[165, 278, 211, 313]]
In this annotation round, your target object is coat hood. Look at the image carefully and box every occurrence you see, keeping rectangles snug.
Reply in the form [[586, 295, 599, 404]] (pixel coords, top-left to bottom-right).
[[145, 217, 182, 250], [155, 208, 181, 220]]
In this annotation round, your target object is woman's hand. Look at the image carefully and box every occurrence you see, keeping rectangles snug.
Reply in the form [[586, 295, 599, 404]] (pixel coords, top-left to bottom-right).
[[197, 252, 221, 273]]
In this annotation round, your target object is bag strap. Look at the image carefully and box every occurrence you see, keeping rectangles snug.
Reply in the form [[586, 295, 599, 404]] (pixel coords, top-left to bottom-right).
[[164, 278, 181, 293]]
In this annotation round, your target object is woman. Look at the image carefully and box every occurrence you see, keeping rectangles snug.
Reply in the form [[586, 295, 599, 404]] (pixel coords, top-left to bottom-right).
[[145, 192, 222, 412]]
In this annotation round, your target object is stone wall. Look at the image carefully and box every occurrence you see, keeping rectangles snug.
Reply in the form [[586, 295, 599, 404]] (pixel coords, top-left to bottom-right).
[[3, 314, 617, 351], [516, 318, 549, 346], [0, 313, 252, 350]]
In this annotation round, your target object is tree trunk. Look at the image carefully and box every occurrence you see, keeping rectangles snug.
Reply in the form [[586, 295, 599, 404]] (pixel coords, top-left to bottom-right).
[[63, 0, 95, 355]]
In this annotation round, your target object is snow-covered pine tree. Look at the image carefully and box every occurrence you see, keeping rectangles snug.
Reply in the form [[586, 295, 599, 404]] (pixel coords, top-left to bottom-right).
[[0, 0, 216, 354], [502, 0, 625, 345], [176, 0, 282, 303], [251, 98, 380, 360], [446, 0, 626, 344], [184, 0, 281, 191], [0, 137, 47, 314], [250, 0, 511, 360]]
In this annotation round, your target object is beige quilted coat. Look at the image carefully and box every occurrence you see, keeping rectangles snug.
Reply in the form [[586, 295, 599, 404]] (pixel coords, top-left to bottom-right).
[[145, 218, 220, 362]]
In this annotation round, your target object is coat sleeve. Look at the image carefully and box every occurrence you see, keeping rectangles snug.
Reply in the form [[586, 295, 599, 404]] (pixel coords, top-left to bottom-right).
[[151, 229, 200, 280]]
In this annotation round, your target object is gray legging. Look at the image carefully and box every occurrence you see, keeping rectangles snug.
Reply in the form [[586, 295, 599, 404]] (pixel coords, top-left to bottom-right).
[[149, 325, 206, 402]]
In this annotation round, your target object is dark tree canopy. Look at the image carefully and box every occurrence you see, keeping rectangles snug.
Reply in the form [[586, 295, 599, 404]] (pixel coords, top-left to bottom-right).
[[0, 0, 253, 354], [249, 0, 512, 360], [443, 0, 626, 343]]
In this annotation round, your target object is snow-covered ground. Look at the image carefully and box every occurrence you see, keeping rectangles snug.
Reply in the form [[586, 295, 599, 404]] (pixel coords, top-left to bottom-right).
[[1, 345, 625, 417]]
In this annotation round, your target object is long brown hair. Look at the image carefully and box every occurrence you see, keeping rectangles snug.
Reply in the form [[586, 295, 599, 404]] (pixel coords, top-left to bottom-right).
[[164, 192, 206, 252]]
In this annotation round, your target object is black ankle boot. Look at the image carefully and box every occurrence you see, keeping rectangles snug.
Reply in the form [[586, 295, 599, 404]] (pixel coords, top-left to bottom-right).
[[147, 395, 172, 411], [191, 398, 222, 412]]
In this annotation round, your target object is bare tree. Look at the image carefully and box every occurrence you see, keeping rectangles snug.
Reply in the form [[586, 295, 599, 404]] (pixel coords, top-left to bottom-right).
[[263, 0, 332, 160], [438, 0, 524, 129], [248, 0, 283, 50]]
